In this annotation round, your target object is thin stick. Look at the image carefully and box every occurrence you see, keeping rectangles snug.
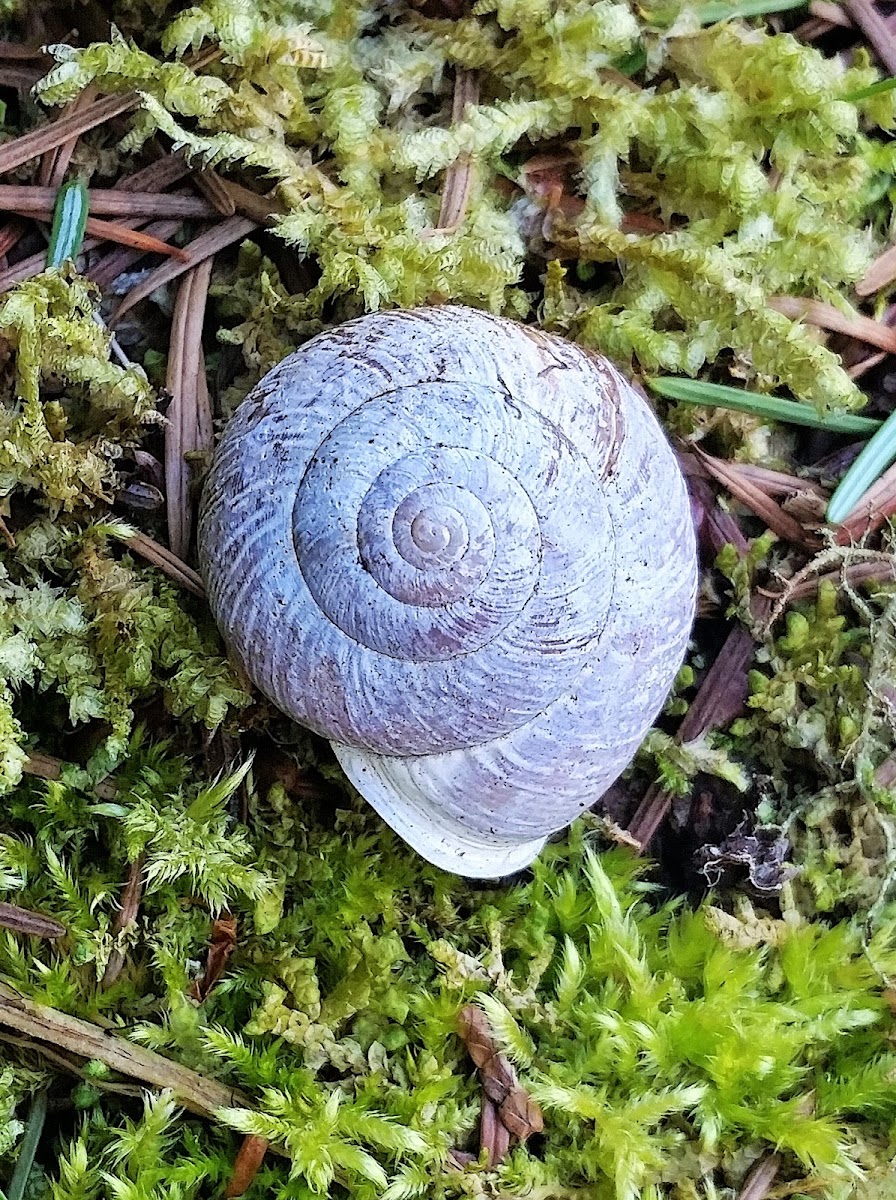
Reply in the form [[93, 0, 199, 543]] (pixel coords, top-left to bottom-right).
[[166, 259, 215, 559], [0, 903, 65, 940], [0, 185, 216, 219], [0, 981, 253, 1119], [111, 215, 257, 323]]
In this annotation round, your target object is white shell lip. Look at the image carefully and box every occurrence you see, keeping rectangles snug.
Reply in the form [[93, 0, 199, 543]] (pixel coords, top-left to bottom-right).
[[332, 743, 547, 879]]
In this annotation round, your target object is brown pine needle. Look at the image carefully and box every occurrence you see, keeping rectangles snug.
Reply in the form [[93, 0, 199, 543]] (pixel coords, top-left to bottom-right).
[[166, 259, 215, 559], [111, 215, 257, 323], [627, 623, 755, 849], [85, 216, 190, 261], [770, 295, 896, 353], [737, 1154, 782, 1200], [38, 85, 99, 189], [857, 244, 896, 297], [0, 93, 138, 177], [0, 185, 216, 219], [696, 448, 820, 549], [115, 529, 206, 597], [88, 218, 183, 288], [194, 168, 237, 216], [843, 0, 896, 73], [433, 69, 480, 234], [102, 854, 147, 989]]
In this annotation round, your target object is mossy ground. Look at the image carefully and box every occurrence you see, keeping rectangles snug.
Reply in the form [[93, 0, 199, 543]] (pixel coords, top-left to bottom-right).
[[0, 1, 895, 1197]]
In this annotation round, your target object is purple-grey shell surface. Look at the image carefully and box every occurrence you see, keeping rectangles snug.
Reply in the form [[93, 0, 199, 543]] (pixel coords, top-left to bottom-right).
[[197, 306, 697, 877]]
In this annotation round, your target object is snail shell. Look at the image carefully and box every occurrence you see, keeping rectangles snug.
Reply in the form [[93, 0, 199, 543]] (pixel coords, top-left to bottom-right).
[[198, 306, 697, 877]]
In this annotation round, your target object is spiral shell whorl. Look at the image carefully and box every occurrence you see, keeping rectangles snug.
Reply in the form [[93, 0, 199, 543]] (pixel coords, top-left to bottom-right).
[[198, 307, 697, 876]]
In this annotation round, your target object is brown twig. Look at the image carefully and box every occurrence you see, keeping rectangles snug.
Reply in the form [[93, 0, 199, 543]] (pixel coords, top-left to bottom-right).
[[769, 295, 896, 354], [165, 258, 215, 559], [761, 558, 896, 606], [0, 185, 216, 220], [225, 1136, 271, 1198], [0, 903, 65, 940], [857, 242, 896, 297], [736, 1153, 782, 1200], [111, 216, 257, 324], [21, 751, 117, 799], [217, 180, 282, 225], [0, 981, 252, 1119], [101, 854, 147, 989]]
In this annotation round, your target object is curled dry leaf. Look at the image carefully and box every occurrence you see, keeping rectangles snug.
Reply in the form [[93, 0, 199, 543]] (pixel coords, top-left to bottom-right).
[[189, 913, 237, 1002], [457, 1003, 544, 1159]]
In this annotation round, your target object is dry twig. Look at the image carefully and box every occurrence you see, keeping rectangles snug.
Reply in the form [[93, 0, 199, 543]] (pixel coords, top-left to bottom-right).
[[0, 903, 65, 940], [0, 981, 251, 1119], [22, 751, 117, 798], [0, 184, 216, 219], [736, 1153, 782, 1200], [117, 529, 206, 597]]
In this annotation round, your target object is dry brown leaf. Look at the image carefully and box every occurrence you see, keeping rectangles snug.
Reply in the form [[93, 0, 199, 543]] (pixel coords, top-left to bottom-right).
[[457, 1004, 544, 1153], [189, 913, 237, 1002]]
